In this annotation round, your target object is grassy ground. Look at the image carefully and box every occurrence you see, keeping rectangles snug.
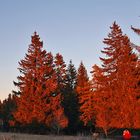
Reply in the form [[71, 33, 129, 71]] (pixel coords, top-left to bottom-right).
[[0, 132, 139, 140], [0, 132, 114, 140]]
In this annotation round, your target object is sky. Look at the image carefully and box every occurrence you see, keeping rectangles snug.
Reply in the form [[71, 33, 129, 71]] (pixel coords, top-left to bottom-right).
[[0, 0, 140, 101]]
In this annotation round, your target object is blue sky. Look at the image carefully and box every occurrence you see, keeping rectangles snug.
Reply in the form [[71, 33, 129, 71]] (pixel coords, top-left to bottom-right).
[[0, 0, 140, 100]]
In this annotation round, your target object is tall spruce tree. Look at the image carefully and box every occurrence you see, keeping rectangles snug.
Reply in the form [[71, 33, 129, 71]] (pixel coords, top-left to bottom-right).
[[52, 53, 68, 134], [92, 22, 139, 136], [130, 26, 140, 127], [105, 23, 139, 128], [13, 32, 67, 131], [76, 62, 94, 130], [91, 64, 115, 136], [63, 60, 79, 134]]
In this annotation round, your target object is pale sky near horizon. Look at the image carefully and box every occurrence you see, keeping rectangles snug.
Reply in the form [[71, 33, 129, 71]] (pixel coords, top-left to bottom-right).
[[0, 0, 140, 101]]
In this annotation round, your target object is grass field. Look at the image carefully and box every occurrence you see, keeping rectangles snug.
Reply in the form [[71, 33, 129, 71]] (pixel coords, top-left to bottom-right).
[[0, 132, 113, 140], [0, 132, 139, 140]]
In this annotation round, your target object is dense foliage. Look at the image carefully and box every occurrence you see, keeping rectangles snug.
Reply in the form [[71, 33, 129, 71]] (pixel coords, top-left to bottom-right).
[[0, 22, 139, 136]]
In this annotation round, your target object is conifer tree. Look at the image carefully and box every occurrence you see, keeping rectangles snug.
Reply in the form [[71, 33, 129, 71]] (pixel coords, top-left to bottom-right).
[[91, 64, 112, 136], [54, 53, 67, 94], [0, 100, 2, 116], [92, 22, 139, 136], [1, 94, 16, 131], [51, 53, 68, 133], [76, 62, 94, 127], [0, 100, 3, 129], [65, 60, 77, 90], [130, 25, 140, 127], [91, 22, 124, 135], [13, 32, 67, 131], [63, 60, 79, 134], [110, 25, 139, 128]]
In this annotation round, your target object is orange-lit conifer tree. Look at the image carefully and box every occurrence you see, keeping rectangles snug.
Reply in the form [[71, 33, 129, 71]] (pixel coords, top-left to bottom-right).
[[92, 22, 139, 136], [51, 53, 68, 133], [131, 26, 140, 127], [76, 62, 94, 127], [13, 32, 67, 130], [109, 25, 139, 128], [91, 64, 110, 136], [54, 53, 67, 93]]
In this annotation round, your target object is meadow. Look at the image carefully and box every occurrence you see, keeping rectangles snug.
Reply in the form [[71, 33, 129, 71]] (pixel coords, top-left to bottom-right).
[[0, 132, 140, 140], [0, 132, 116, 140]]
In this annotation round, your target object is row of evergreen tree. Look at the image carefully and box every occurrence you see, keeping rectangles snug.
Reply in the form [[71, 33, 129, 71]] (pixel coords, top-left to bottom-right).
[[0, 22, 139, 136]]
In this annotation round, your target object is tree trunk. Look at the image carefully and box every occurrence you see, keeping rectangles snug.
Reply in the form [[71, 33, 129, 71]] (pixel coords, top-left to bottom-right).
[[57, 126, 60, 135], [104, 128, 108, 138]]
